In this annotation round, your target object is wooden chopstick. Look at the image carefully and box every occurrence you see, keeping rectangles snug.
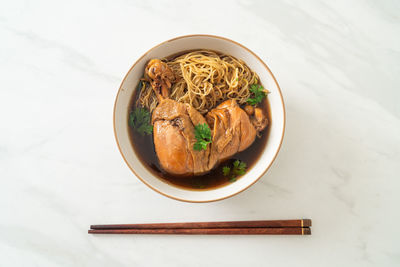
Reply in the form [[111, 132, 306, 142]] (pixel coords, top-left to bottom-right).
[[88, 227, 311, 235], [90, 219, 311, 230]]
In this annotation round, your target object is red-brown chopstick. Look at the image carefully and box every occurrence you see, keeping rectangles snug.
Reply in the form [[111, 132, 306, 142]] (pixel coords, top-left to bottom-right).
[[88, 227, 311, 235], [90, 219, 311, 230]]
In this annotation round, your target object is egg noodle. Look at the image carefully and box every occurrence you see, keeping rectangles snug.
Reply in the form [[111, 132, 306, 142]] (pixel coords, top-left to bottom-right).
[[138, 50, 259, 114]]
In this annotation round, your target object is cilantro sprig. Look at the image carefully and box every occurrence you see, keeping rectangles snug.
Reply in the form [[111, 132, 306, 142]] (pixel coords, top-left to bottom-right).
[[129, 108, 153, 136], [222, 166, 231, 177], [222, 160, 247, 182], [193, 123, 212, 151], [246, 84, 267, 106]]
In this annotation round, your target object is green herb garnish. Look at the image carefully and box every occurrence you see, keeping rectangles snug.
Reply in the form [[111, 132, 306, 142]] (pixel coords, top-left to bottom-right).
[[193, 123, 212, 151], [246, 84, 266, 106], [222, 166, 231, 176], [129, 108, 153, 136], [233, 160, 247, 176], [222, 160, 247, 182]]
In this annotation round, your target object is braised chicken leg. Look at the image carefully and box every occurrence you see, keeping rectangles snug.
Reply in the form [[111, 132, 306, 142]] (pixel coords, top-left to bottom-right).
[[145, 59, 268, 176]]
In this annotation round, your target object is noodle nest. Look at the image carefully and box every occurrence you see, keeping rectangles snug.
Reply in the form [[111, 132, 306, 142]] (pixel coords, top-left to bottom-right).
[[138, 50, 259, 114]]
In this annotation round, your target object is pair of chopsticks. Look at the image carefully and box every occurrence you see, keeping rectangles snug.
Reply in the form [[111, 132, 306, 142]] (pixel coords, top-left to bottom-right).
[[89, 219, 312, 235]]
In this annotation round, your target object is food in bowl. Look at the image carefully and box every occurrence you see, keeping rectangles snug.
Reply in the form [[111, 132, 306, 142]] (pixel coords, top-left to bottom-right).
[[128, 50, 270, 190]]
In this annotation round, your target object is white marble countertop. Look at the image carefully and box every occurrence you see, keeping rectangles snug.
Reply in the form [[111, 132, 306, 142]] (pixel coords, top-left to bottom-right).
[[1, 0, 399, 266]]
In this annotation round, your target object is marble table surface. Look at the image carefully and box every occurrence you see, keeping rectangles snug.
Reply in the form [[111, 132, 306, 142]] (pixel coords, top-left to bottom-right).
[[1, 0, 399, 266]]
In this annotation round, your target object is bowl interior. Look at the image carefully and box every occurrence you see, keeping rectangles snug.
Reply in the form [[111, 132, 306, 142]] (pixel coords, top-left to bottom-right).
[[114, 35, 285, 202]]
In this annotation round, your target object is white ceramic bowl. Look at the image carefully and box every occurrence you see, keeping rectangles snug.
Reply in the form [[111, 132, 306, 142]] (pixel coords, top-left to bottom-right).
[[114, 35, 285, 202]]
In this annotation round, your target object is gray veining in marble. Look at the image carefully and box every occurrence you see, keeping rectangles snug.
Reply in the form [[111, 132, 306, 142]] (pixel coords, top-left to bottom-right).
[[1, 0, 399, 266]]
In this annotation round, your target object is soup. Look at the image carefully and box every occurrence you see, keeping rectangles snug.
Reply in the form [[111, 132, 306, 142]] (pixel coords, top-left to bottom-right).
[[128, 50, 270, 190]]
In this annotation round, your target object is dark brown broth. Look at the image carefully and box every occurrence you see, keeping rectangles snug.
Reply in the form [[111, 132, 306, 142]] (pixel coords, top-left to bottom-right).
[[128, 52, 271, 190]]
